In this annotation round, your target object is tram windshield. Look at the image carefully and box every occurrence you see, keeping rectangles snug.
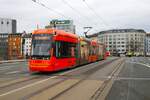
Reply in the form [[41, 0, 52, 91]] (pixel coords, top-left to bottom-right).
[[31, 34, 52, 59]]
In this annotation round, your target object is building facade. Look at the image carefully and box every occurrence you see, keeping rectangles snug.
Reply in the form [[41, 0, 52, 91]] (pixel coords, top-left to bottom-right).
[[8, 34, 22, 60], [45, 19, 76, 34], [98, 29, 146, 56], [0, 18, 16, 34], [145, 33, 150, 56], [0, 34, 8, 60], [22, 33, 32, 58]]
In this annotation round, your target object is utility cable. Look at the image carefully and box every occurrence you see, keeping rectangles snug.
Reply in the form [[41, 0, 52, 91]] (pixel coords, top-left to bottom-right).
[[82, 0, 109, 27]]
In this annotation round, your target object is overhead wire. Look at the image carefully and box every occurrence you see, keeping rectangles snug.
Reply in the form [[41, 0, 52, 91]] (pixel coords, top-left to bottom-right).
[[31, 0, 70, 19], [61, 0, 99, 26], [60, 0, 98, 35], [82, 0, 112, 33], [60, 0, 107, 35], [42, 0, 98, 29], [31, 0, 87, 36], [61, 0, 106, 35], [83, 0, 122, 33], [31, 0, 112, 35], [82, 0, 109, 26]]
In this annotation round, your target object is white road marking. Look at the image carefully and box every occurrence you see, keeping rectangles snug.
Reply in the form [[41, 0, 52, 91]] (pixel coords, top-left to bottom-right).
[[5, 71, 21, 74], [0, 65, 74, 96], [129, 62, 150, 68], [0, 64, 27, 70], [0, 66, 19, 69], [107, 76, 111, 79], [0, 76, 57, 97], [117, 77, 150, 80], [0, 63, 83, 96], [0, 62, 27, 69], [0, 60, 26, 64], [0, 59, 113, 97], [59, 68, 80, 76], [0, 67, 11, 71], [0, 62, 20, 66], [137, 63, 150, 68]]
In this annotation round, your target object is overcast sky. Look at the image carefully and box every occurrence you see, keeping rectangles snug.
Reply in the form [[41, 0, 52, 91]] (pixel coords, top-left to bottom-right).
[[0, 0, 150, 35]]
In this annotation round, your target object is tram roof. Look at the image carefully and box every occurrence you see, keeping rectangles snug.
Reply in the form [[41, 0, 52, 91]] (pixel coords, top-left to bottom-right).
[[32, 29, 78, 39]]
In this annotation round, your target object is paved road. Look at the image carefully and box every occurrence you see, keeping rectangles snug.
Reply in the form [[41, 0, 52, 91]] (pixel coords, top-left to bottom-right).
[[0, 61, 30, 84], [0, 57, 123, 100], [1, 57, 149, 100], [106, 57, 150, 100]]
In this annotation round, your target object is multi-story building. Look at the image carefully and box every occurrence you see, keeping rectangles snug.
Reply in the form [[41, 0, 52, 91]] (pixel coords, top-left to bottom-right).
[[8, 33, 22, 60], [98, 29, 146, 56], [0, 34, 8, 60], [45, 19, 76, 34], [22, 33, 32, 58], [0, 18, 16, 34], [145, 33, 150, 56]]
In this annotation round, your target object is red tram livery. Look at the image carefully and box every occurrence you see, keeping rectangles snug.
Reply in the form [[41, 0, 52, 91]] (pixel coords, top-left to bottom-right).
[[29, 29, 107, 72]]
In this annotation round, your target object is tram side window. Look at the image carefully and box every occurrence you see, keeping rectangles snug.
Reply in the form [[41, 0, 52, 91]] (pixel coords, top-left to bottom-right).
[[55, 41, 76, 58], [89, 46, 92, 56], [90, 46, 96, 55], [93, 46, 96, 55]]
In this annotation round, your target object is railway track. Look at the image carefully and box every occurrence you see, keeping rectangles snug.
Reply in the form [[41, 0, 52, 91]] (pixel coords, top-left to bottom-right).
[[22, 78, 67, 100], [90, 59, 125, 100], [24, 58, 121, 100], [0, 75, 46, 89], [0, 58, 122, 100], [0, 75, 50, 95]]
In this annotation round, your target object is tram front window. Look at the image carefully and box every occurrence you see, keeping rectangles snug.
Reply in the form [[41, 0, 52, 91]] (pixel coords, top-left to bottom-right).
[[31, 34, 52, 59]]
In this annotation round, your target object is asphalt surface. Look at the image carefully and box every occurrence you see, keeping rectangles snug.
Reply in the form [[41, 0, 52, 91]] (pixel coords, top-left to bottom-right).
[[0, 61, 30, 84], [0, 57, 150, 100], [106, 57, 150, 100], [2, 57, 149, 100], [0, 57, 122, 100]]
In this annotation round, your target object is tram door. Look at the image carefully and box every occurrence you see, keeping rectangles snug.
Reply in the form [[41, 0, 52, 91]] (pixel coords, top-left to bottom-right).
[[80, 40, 89, 65]]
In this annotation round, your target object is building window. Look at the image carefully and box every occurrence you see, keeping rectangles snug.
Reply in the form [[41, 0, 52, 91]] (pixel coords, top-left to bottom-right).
[[7, 21, 9, 24], [122, 45, 125, 47], [1, 21, 3, 24], [121, 42, 125, 44]]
